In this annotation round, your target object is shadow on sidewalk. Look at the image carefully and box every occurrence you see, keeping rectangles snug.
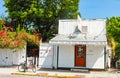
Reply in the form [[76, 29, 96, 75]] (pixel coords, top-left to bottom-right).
[[38, 68, 90, 73]]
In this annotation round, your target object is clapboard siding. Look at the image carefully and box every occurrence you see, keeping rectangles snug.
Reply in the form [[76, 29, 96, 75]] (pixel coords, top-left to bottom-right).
[[59, 20, 77, 34], [59, 19, 106, 37]]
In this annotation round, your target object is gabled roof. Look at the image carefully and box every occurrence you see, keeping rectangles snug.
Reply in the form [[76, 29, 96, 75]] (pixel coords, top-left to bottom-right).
[[49, 34, 107, 45], [50, 17, 107, 45]]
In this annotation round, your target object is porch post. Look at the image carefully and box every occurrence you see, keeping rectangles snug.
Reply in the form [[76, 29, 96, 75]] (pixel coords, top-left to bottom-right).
[[104, 46, 107, 69], [52, 45, 58, 69]]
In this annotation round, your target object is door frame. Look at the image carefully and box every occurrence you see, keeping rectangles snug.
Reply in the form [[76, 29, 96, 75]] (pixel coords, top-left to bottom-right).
[[74, 45, 86, 67]]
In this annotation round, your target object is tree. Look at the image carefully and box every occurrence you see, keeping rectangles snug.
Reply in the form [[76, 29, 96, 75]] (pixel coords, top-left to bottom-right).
[[0, 16, 40, 49], [107, 17, 120, 58], [4, 0, 80, 41], [107, 17, 120, 42]]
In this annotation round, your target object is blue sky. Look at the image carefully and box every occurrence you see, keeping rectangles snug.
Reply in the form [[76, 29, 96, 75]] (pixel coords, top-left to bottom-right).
[[79, 0, 120, 19], [1, 0, 120, 19], [0, 0, 7, 17]]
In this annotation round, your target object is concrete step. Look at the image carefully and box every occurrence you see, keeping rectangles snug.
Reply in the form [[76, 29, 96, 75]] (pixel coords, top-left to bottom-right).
[[71, 68, 89, 73]]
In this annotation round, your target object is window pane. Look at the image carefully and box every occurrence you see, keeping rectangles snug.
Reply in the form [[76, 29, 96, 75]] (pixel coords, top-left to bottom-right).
[[82, 26, 87, 33]]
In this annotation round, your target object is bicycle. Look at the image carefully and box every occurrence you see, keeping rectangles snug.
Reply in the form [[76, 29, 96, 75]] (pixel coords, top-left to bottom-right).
[[18, 60, 36, 73]]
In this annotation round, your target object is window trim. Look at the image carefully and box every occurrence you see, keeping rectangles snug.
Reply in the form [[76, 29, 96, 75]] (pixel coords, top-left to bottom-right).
[[82, 26, 88, 33]]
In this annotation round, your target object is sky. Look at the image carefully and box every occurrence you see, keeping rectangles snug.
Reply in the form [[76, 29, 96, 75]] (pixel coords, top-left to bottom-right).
[[1, 0, 120, 19], [0, 0, 7, 17], [79, 0, 120, 19]]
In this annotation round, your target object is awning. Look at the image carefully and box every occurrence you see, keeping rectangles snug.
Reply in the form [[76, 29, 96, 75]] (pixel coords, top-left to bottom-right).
[[49, 34, 107, 45]]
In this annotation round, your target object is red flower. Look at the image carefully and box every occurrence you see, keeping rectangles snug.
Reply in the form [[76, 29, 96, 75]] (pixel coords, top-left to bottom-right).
[[0, 30, 6, 36]]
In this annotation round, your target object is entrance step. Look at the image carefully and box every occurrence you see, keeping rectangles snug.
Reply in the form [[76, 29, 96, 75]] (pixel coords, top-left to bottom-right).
[[71, 68, 89, 73]]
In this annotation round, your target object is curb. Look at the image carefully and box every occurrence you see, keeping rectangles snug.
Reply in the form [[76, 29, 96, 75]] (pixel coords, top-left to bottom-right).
[[11, 72, 86, 78], [11, 72, 37, 76]]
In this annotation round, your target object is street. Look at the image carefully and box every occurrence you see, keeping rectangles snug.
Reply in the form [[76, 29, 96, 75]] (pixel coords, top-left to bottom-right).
[[1, 66, 120, 78]]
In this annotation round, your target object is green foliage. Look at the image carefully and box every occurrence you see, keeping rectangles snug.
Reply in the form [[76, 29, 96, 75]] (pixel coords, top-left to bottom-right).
[[107, 17, 120, 43], [107, 17, 120, 58], [0, 16, 4, 30], [4, 0, 80, 42], [115, 43, 120, 59], [0, 19, 40, 49]]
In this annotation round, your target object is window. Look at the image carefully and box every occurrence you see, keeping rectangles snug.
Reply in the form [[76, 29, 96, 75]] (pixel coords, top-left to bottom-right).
[[78, 46, 84, 57], [82, 26, 87, 33]]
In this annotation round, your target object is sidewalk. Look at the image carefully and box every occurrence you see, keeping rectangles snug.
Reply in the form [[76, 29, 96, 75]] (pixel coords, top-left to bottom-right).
[[11, 67, 120, 78], [0, 66, 17, 75], [1, 66, 120, 78]]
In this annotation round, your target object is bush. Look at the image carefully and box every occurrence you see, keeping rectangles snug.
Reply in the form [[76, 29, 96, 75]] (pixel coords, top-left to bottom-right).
[[0, 20, 40, 49]]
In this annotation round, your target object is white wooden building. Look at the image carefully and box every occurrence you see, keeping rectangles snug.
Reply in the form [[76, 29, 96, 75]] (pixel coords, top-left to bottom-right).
[[0, 48, 26, 66], [39, 16, 108, 69], [39, 43, 53, 68]]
